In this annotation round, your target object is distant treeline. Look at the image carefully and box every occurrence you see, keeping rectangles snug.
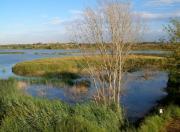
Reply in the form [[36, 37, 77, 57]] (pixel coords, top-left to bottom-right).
[[0, 42, 179, 50]]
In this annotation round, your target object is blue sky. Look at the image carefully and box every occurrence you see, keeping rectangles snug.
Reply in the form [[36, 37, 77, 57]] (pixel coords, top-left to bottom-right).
[[0, 0, 180, 44]]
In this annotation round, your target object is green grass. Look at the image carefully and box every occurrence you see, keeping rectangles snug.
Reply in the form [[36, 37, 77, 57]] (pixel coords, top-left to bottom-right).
[[12, 55, 166, 77], [0, 46, 180, 131], [12, 55, 167, 87], [138, 105, 180, 132], [1, 77, 179, 131], [12, 57, 83, 77], [0, 79, 124, 132]]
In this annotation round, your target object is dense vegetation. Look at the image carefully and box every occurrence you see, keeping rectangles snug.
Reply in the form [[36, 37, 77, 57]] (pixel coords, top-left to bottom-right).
[[164, 18, 180, 43]]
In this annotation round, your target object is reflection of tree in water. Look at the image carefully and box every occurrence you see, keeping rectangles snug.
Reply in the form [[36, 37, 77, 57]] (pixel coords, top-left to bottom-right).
[[64, 79, 90, 101], [114, 70, 159, 96], [37, 84, 54, 97], [141, 70, 158, 80], [37, 88, 47, 97], [17, 81, 28, 90], [127, 70, 158, 81], [0, 65, 6, 73], [140, 64, 159, 80]]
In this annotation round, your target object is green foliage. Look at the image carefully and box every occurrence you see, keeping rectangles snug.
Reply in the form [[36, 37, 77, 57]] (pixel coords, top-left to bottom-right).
[[60, 116, 105, 132], [164, 18, 180, 43], [165, 47, 180, 105]]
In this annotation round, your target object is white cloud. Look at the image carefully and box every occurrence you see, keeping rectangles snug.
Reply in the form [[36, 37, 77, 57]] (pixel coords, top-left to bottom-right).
[[146, 0, 180, 6], [68, 9, 83, 20], [49, 17, 62, 25], [134, 11, 180, 20], [0, 29, 69, 44], [69, 9, 83, 15]]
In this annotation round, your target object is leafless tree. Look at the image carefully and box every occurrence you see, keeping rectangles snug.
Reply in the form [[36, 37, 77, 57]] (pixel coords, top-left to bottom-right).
[[70, 0, 143, 107]]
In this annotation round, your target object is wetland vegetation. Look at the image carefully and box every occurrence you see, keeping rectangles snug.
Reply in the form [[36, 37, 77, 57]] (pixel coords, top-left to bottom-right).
[[12, 55, 166, 77], [0, 45, 179, 131], [0, 0, 180, 131]]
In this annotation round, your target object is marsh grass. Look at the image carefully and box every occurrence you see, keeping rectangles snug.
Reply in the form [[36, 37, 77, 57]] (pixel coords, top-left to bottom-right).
[[0, 79, 124, 131], [12, 55, 166, 77], [0, 48, 180, 131], [2, 77, 180, 131], [12, 57, 83, 77]]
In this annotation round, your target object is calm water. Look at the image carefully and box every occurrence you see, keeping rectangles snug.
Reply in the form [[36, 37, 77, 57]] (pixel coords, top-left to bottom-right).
[[0, 49, 79, 79], [20, 71, 167, 121], [0, 49, 169, 121]]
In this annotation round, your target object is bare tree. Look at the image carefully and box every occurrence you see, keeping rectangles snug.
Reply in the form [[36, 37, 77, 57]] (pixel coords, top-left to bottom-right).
[[71, 0, 143, 107]]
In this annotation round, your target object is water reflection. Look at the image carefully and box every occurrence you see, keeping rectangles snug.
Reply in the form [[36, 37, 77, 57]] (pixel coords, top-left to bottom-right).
[[18, 71, 168, 121], [121, 71, 168, 121]]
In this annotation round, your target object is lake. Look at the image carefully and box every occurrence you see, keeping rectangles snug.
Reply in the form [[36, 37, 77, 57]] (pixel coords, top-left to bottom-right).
[[0, 49, 169, 121]]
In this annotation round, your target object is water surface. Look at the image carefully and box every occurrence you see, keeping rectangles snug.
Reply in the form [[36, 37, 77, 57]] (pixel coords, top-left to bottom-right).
[[22, 71, 168, 121], [0, 49, 79, 79], [0, 49, 168, 121]]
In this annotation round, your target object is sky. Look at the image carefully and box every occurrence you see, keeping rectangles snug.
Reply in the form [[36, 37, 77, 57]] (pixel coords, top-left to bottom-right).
[[0, 0, 180, 44]]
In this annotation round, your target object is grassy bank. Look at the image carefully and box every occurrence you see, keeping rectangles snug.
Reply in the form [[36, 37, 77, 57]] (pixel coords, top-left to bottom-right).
[[138, 105, 180, 132], [12, 55, 166, 77]]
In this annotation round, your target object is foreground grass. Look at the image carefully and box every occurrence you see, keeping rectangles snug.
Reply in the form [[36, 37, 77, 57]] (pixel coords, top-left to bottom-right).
[[0, 79, 124, 132], [1, 74, 180, 131], [138, 105, 180, 132]]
